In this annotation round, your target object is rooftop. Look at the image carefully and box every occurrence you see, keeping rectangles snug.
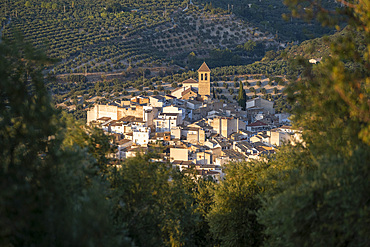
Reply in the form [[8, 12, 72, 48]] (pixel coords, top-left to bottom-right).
[[248, 120, 268, 127], [116, 139, 132, 145], [182, 78, 198, 84], [181, 87, 198, 96], [118, 116, 144, 123], [222, 149, 246, 160], [97, 117, 111, 121], [198, 62, 211, 72]]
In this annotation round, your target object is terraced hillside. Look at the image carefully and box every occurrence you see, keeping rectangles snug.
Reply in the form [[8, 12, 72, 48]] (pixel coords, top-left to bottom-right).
[[0, 0, 280, 75], [0, 0, 180, 74], [197, 0, 340, 41]]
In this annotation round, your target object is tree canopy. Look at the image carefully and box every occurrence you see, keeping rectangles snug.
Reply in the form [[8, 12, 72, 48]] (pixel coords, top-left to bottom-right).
[[237, 81, 246, 110], [0, 35, 127, 246], [1, 1, 369, 246]]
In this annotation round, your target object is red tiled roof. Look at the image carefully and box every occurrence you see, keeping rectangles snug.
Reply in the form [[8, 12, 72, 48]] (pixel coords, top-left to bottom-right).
[[181, 87, 198, 96], [182, 78, 198, 84], [198, 62, 211, 72], [116, 139, 132, 145], [97, 117, 111, 121]]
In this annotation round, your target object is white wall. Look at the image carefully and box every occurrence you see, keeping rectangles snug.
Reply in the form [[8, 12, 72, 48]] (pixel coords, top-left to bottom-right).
[[170, 148, 189, 161]]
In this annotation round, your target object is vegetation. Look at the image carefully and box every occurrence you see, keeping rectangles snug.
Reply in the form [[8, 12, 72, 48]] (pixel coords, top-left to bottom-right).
[[237, 81, 246, 110], [1, 0, 347, 115], [1, 0, 369, 246], [0, 35, 128, 246], [1, 0, 340, 77], [0, 0, 283, 75], [196, 0, 338, 41]]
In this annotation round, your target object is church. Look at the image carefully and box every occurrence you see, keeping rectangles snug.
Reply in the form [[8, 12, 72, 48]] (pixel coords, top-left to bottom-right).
[[171, 62, 211, 100]]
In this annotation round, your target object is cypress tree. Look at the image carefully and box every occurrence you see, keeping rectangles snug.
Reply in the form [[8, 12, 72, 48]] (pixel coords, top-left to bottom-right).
[[237, 81, 246, 110]]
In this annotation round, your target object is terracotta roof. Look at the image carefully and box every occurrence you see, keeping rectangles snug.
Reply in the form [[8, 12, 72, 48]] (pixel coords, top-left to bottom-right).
[[97, 117, 111, 121], [116, 139, 132, 145], [198, 62, 211, 72], [183, 126, 200, 131], [118, 116, 144, 123], [182, 78, 198, 84], [222, 150, 246, 160], [110, 121, 124, 127], [181, 87, 198, 96]]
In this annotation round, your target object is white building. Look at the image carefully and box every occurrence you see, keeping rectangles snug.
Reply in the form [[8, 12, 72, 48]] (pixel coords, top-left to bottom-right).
[[109, 121, 130, 134], [109, 117, 146, 134], [171, 87, 187, 99], [170, 147, 189, 162], [149, 95, 166, 108], [163, 106, 184, 123], [154, 113, 180, 132], [132, 128, 150, 146], [115, 139, 133, 159]]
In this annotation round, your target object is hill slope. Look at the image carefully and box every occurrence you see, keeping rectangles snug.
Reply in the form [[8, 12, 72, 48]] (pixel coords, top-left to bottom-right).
[[1, 0, 281, 74]]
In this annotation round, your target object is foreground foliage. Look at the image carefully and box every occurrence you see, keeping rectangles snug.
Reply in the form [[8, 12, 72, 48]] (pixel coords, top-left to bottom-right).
[[110, 154, 199, 247], [1, 1, 369, 246], [257, 0, 370, 246], [0, 36, 128, 246]]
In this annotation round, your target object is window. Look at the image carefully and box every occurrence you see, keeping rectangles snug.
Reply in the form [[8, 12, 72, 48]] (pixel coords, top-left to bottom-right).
[[201, 73, 204, 80], [205, 73, 208, 80]]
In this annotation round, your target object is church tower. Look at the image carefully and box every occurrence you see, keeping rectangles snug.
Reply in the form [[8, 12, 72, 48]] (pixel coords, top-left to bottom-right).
[[198, 62, 211, 99]]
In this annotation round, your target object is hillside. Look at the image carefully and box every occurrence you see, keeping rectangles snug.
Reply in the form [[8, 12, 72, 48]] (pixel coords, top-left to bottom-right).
[[0, 0, 283, 75], [1, 0, 341, 77], [51, 25, 365, 120], [206, 26, 368, 82], [196, 0, 339, 41]]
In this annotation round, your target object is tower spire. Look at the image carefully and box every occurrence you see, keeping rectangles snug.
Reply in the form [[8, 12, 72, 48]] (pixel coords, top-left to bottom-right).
[[198, 62, 211, 99]]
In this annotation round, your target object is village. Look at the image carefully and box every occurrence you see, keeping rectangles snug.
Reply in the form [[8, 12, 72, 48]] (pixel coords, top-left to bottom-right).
[[87, 62, 302, 181]]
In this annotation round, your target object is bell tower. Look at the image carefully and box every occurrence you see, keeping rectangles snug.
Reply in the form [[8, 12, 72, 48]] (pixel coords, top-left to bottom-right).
[[198, 62, 211, 99]]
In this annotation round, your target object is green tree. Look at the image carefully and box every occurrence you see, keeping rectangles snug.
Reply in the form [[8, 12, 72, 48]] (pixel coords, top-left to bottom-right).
[[258, 1, 370, 246], [207, 162, 265, 247], [62, 115, 116, 173], [0, 37, 128, 246], [242, 40, 256, 51], [193, 178, 217, 246], [111, 154, 198, 246], [237, 81, 246, 110]]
